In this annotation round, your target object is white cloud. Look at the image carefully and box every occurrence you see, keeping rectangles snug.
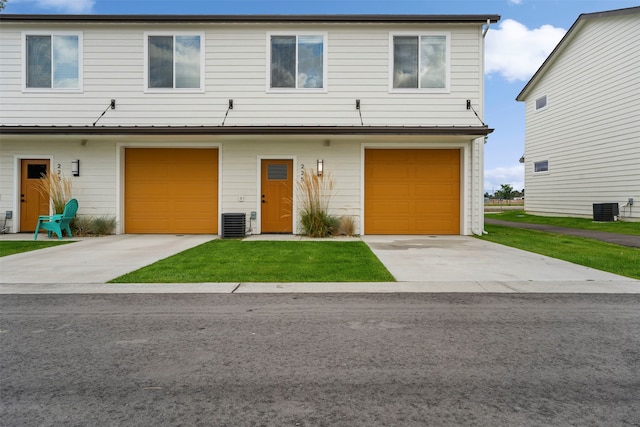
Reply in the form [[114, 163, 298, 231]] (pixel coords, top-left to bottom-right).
[[12, 0, 95, 13], [484, 164, 524, 194], [485, 19, 566, 82], [508, 0, 522, 4]]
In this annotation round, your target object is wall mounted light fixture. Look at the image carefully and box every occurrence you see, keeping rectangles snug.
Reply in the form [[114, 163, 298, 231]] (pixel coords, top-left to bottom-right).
[[317, 159, 324, 177], [71, 159, 80, 177]]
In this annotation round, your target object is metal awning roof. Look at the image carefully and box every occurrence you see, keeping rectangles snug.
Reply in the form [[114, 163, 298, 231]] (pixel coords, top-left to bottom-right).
[[0, 125, 493, 136]]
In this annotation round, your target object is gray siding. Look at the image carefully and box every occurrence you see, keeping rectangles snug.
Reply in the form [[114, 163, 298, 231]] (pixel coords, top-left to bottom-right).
[[522, 14, 639, 220]]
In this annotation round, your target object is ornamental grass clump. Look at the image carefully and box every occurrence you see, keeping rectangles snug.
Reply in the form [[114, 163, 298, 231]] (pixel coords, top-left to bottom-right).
[[337, 215, 357, 236], [35, 173, 72, 214], [90, 216, 116, 236], [297, 169, 338, 237], [72, 215, 116, 236]]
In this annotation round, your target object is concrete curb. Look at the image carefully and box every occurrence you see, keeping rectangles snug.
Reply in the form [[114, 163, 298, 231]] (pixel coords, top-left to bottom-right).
[[2, 280, 639, 294]]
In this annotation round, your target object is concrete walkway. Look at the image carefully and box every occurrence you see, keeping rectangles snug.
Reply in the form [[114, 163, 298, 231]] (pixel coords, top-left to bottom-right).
[[1, 232, 639, 294], [485, 218, 640, 248], [0, 234, 216, 284]]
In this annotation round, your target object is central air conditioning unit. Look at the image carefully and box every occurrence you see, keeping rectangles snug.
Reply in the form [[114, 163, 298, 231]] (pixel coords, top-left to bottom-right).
[[221, 213, 246, 238], [592, 203, 619, 222]]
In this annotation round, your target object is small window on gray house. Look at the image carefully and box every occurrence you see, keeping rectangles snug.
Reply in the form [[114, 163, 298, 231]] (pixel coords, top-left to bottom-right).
[[535, 95, 547, 111], [534, 160, 549, 173]]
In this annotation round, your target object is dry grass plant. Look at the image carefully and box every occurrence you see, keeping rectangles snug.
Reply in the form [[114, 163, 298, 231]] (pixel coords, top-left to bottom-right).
[[35, 173, 73, 214], [337, 215, 357, 236], [297, 169, 337, 237]]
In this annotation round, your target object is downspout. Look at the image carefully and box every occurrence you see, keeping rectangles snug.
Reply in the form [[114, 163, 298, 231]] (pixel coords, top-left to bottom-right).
[[473, 20, 492, 236], [482, 19, 491, 38]]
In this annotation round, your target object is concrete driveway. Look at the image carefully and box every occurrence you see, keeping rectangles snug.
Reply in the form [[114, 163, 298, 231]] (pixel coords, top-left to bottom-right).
[[361, 235, 639, 292], [1, 233, 639, 293]]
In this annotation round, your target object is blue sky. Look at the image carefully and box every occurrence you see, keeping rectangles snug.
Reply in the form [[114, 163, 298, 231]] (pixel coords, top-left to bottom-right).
[[4, 0, 639, 193]]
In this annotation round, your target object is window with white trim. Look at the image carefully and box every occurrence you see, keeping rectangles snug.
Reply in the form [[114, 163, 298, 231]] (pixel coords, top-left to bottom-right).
[[534, 160, 549, 173], [23, 32, 82, 91], [268, 33, 326, 90], [535, 95, 548, 111], [390, 33, 449, 92], [145, 33, 204, 90]]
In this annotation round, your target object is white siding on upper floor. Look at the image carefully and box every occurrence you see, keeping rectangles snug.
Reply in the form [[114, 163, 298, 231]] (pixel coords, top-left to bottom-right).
[[0, 22, 484, 128], [522, 13, 640, 220]]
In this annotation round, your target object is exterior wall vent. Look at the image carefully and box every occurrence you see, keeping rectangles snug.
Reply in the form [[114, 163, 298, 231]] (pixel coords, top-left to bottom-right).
[[221, 213, 246, 238], [592, 203, 619, 222]]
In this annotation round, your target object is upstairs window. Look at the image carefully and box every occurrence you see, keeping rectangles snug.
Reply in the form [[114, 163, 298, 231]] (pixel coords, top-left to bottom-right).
[[535, 95, 548, 111], [534, 160, 549, 173], [145, 33, 203, 91], [268, 34, 326, 90], [24, 32, 82, 91], [391, 33, 449, 92]]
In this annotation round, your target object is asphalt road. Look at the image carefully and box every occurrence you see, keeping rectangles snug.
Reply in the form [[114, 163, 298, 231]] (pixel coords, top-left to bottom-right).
[[1, 294, 639, 426]]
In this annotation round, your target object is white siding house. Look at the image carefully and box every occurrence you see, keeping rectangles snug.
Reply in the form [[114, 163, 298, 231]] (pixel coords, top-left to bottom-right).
[[0, 14, 498, 236], [516, 7, 639, 222]]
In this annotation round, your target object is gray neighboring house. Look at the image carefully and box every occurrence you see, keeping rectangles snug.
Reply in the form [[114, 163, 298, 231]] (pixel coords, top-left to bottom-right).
[[516, 6, 639, 221]]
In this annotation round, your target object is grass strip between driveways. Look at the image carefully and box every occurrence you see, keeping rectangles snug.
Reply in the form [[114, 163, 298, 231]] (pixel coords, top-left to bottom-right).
[[480, 224, 640, 280], [110, 240, 395, 283], [0, 240, 74, 257], [487, 210, 640, 235]]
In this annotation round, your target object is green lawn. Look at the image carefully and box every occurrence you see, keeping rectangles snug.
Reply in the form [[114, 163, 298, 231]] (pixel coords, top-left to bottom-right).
[[479, 224, 640, 280], [0, 240, 74, 257], [111, 240, 395, 283], [487, 210, 640, 235]]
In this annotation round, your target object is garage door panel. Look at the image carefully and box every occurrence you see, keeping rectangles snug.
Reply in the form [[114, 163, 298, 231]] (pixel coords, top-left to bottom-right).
[[415, 183, 458, 197], [415, 167, 457, 180], [365, 149, 460, 235], [128, 201, 171, 211], [368, 200, 411, 215], [125, 148, 218, 234], [127, 184, 170, 200], [368, 219, 411, 233], [368, 184, 410, 198], [414, 219, 458, 234]]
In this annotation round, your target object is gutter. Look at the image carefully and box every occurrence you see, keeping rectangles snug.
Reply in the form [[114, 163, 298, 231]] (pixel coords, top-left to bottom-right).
[[0, 13, 501, 24]]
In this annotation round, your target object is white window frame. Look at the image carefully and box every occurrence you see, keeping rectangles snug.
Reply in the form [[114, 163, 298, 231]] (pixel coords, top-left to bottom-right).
[[389, 32, 451, 94], [533, 160, 549, 174], [266, 32, 328, 93], [535, 95, 548, 111], [143, 32, 205, 93], [22, 31, 83, 93]]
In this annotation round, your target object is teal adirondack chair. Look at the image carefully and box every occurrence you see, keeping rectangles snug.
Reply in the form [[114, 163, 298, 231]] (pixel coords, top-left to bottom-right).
[[34, 198, 78, 240]]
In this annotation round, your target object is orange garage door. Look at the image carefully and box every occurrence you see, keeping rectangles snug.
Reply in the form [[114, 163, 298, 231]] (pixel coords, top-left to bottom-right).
[[365, 149, 460, 234], [125, 148, 218, 234]]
